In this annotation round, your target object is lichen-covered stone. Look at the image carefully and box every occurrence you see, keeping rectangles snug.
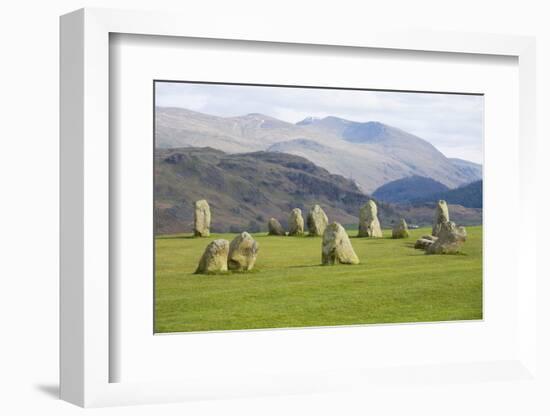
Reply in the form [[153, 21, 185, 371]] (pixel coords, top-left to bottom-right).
[[288, 208, 305, 236], [322, 222, 360, 265], [193, 199, 211, 237], [432, 200, 450, 237], [414, 237, 436, 250], [358, 200, 383, 238], [426, 221, 467, 254], [267, 218, 285, 236], [307, 204, 328, 237], [392, 218, 410, 239], [195, 239, 229, 274], [228, 232, 259, 271]]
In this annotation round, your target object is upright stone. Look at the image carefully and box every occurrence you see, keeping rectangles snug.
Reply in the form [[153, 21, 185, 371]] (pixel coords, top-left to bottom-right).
[[322, 222, 360, 265], [426, 221, 467, 254], [195, 239, 229, 274], [358, 200, 383, 237], [193, 199, 211, 237], [288, 208, 305, 236], [392, 218, 410, 239], [432, 200, 450, 237], [228, 232, 259, 271], [267, 218, 285, 236], [307, 204, 328, 236]]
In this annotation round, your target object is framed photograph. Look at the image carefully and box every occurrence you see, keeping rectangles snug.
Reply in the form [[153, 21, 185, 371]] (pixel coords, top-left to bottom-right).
[[60, 8, 538, 408], [152, 80, 484, 334]]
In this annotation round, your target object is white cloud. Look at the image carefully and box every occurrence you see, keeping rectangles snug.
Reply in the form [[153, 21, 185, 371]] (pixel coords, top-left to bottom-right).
[[155, 82, 483, 163]]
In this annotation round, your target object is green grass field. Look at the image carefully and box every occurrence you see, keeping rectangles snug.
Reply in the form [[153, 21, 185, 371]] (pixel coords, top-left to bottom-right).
[[155, 226, 482, 333]]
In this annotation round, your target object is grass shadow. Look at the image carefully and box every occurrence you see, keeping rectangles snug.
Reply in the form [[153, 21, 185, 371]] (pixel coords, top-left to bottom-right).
[[287, 264, 323, 269], [156, 234, 197, 240]]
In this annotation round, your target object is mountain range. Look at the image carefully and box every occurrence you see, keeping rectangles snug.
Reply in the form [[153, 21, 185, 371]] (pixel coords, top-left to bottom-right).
[[155, 107, 482, 193], [155, 147, 482, 234], [373, 176, 483, 208]]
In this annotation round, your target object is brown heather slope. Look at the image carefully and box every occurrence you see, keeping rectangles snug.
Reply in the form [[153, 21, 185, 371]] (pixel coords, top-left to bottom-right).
[[154, 147, 402, 234]]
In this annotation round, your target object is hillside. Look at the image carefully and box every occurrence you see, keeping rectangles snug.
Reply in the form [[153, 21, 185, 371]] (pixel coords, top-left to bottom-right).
[[155, 107, 482, 193], [393, 203, 482, 227], [155, 147, 402, 234], [372, 175, 450, 204], [412, 180, 483, 208], [450, 158, 482, 180]]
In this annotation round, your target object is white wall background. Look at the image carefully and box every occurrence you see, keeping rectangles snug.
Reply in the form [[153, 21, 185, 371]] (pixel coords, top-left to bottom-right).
[[0, 1, 548, 415]]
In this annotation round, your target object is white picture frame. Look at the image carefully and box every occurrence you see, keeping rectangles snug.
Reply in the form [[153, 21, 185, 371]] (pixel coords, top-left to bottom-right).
[[60, 7, 537, 408]]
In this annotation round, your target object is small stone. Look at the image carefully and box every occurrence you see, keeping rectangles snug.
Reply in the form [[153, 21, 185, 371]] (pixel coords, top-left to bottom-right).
[[307, 204, 328, 237], [392, 218, 410, 239], [357, 200, 383, 238], [432, 200, 450, 237], [414, 238, 436, 250], [322, 222, 360, 265], [288, 208, 305, 236], [228, 232, 259, 271], [267, 218, 285, 236], [426, 221, 467, 254], [195, 239, 229, 274], [193, 199, 211, 237]]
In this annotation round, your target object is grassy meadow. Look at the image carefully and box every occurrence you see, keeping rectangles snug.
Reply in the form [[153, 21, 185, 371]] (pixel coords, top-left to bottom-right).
[[154, 226, 482, 333]]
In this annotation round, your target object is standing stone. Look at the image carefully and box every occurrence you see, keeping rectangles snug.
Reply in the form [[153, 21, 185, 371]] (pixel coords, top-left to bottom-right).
[[288, 208, 305, 236], [195, 239, 229, 274], [426, 221, 467, 254], [193, 199, 211, 237], [432, 200, 450, 237], [268, 218, 285, 236], [307, 204, 328, 237], [322, 222, 360, 265], [392, 218, 410, 239], [228, 232, 259, 271], [358, 200, 383, 238]]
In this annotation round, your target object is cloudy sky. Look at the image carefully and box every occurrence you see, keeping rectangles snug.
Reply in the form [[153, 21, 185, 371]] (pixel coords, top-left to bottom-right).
[[155, 82, 483, 164]]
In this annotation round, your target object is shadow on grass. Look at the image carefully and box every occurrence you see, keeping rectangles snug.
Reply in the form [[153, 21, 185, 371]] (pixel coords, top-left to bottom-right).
[[422, 252, 469, 257], [286, 264, 323, 269], [193, 268, 263, 276], [156, 234, 196, 240]]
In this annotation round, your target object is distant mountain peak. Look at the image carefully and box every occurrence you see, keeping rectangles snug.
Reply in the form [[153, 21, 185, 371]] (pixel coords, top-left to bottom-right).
[[238, 112, 272, 120], [322, 115, 350, 122], [296, 116, 321, 126], [341, 121, 394, 143], [233, 113, 293, 129]]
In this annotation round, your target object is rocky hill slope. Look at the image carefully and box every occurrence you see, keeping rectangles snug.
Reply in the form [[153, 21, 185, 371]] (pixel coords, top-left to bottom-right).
[[155, 147, 402, 234]]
